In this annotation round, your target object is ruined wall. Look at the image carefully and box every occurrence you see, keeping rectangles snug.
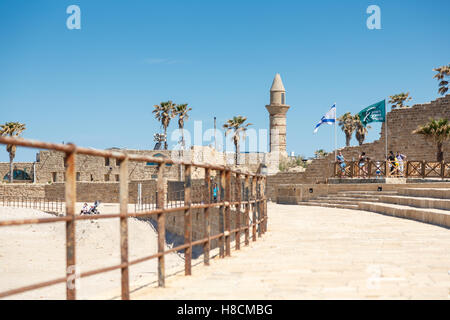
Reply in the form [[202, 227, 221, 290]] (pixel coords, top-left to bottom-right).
[[0, 181, 157, 203], [34, 150, 180, 183], [0, 162, 35, 182]]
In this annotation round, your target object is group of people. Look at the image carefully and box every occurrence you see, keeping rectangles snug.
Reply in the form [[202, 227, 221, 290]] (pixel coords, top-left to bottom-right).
[[336, 151, 407, 177], [387, 151, 407, 176]]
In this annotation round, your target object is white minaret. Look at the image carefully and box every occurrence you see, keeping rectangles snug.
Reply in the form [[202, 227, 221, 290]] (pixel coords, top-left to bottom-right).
[[265, 73, 290, 155]]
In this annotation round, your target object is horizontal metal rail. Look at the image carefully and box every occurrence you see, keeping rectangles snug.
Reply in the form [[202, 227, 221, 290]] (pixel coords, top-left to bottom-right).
[[333, 160, 450, 179], [0, 136, 267, 300], [0, 196, 63, 214]]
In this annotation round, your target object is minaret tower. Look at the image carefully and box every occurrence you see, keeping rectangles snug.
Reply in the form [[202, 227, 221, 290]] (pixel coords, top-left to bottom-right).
[[265, 73, 290, 155]]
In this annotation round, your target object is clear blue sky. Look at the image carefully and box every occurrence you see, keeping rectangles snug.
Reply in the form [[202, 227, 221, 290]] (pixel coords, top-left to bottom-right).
[[1, 0, 449, 162]]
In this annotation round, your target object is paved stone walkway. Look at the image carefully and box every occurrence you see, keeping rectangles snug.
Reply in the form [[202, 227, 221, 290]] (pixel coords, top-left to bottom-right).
[[131, 203, 450, 299]]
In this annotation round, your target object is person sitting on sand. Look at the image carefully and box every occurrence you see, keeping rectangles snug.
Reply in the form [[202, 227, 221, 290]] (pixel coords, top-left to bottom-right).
[[81, 203, 89, 215]]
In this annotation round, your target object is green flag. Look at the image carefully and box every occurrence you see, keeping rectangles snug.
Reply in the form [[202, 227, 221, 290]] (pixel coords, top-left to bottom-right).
[[358, 100, 386, 127]]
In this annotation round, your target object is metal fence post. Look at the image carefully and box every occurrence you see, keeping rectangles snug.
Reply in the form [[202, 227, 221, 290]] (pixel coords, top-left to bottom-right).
[[263, 176, 267, 234], [204, 168, 211, 266], [64, 147, 77, 300], [119, 156, 129, 299], [235, 172, 241, 251], [244, 175, 250, 246], [219, 170, 225, 258], [257, 177, 262, 238], [225, 170, 231, 257], [252, 176, 257, 242], [157, 162, 166, 287], [184, 165, 192, 275]]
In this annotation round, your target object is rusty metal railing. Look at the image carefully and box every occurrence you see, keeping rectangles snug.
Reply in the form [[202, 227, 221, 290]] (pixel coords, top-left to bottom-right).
[[0, 196, 63, 214], [0, 136, 267, 300], [333, 160, 450, 179]]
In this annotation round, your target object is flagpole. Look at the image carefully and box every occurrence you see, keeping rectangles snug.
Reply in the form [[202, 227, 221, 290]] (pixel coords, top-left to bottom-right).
[[385, 99, 388, 160], [334, 102, 337, 161]]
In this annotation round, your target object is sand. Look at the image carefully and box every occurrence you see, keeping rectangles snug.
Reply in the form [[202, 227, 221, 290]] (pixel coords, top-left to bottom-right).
[[0, 205, 187, 300]]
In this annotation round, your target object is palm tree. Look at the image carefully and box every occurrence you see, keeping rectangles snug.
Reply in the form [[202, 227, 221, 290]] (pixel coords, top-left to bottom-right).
[[338, 112, 356, 147], [354, 114, 371, 146], [413, 118, 450, 162], [223, 116, 252, 165], [388, 92, 412, 109], [153, 101, 176, 150], [314, 149, 328, 159], [433, 65, 450, 96], [0, 122, 26, 183], [174, 103, 192, 150]]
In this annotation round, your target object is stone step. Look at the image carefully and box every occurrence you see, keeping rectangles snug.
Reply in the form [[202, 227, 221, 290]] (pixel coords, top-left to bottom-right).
[[334, 193, 390, 200], [316, 196, 380, 203], [379, 195, 450, 211], [398, 188, 450, 199], [358, 202, 450, 228], [299, 201, 359, 210], [314, 198, 358, 205], [337, 190, 397, 195]]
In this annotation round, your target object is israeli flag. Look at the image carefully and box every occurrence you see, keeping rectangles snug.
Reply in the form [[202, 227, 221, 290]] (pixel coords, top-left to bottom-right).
[[313, 104, 336, 133]]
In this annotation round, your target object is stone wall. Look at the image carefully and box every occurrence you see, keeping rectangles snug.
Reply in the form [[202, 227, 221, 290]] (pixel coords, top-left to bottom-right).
[[276, 181, 450, 204], [0, 183, 46, 198], [34, 150, 180, 184], [0, 181, 157, 203], [0, 162, 35, 182]]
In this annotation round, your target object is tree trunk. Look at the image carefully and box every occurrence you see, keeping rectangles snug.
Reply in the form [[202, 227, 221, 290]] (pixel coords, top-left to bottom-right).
[[181, 125, 185, 150], [9, 153, 13, 183], [234, 141, 239, 165], [437, 142, 444, 162], [163, 126, 168, 150], [345, 133, 351, 147]]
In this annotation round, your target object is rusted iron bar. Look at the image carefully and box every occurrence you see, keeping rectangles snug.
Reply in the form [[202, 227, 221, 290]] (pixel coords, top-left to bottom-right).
[[64, 147, 76, 300], [0, 276, 67, 299], [204, 168, 211, 266], [218, 170, 225, 258], [224, 170, 231, 257], [184, 165, 192, 276], [235, 173, 241, 251], [119, 157, 129, 300], [257, 177, 262, 238], [251, 177, 257, 242], [264, 177, 268, 233], [244, 174, 250, 246], [0, 200, 265, 227], [157, 162, 166, 287]]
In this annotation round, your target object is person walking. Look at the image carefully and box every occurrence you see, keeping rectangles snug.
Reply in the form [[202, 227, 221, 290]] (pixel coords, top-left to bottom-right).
[[387, 151, 396, 176], [396, 151, 407, 176], [336, 151, 346, 177], [358, 152, 368, 177], [212, 183, 218, 203]]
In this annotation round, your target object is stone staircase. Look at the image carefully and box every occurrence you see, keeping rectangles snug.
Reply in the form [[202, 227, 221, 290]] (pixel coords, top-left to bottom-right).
[[299, 190, 396, 210], [299, 188, 450, 228]]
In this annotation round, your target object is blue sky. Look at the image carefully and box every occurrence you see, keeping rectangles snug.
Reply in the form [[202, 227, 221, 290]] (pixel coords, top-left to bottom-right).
[[1, 0, 449, 162]]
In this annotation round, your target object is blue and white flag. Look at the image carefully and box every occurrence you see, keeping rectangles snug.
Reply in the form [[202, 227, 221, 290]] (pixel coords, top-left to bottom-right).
[[313, 104, 336, 133]]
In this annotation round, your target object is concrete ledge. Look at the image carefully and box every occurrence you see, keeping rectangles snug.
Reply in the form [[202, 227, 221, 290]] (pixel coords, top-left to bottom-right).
[[359, 202, 450, 229], [380, 195, 450, 211], [398, 188, 450, 199]]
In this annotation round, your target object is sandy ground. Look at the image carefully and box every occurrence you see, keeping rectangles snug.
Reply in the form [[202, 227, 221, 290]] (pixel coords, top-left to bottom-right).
[[0, 203, 189, 300]]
